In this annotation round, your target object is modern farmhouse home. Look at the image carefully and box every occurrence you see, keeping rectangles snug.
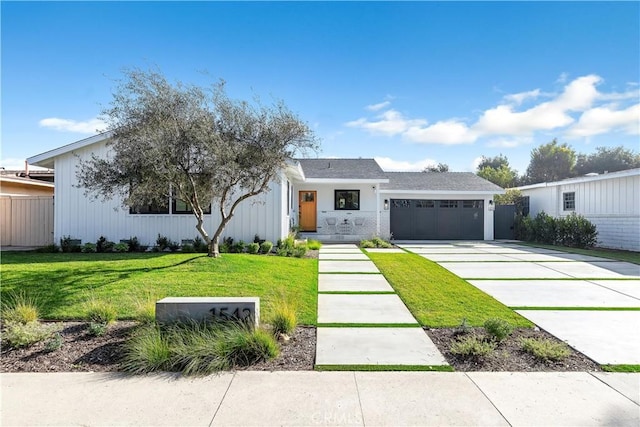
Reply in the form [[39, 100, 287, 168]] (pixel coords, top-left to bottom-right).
[[27, 133, 504, 246]]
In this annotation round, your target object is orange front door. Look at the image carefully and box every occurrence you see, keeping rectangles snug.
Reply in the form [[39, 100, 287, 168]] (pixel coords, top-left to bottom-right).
[[299, 191, 317, 232]]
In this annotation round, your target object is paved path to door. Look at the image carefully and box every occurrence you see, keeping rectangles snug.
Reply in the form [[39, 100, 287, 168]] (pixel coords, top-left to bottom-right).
[[399, 241, 640, 365], [315, 244, 447, 368]]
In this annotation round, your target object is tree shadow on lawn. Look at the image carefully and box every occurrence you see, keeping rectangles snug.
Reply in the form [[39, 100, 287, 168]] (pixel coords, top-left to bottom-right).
[[0, 252, 200, 265]]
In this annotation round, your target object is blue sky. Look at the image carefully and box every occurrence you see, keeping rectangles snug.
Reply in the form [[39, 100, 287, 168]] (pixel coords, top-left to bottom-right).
[[2, 2, 639, 174]]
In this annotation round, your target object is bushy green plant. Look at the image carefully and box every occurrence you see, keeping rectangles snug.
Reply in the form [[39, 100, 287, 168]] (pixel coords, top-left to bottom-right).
[[155, 234, 170, 251], [557, 212, 598, 248], [360, 236, 393, 248], [2, 321, 61, 348], [270, 300, 297, 336], [81, 243, 97, 253], [484, 318, 513, 342], [44, 332, 64, 352], [2, 292, 40, 324], [231, 240, 247, 253], [292, 246, 307, 258], [193, 236, 208, 253], [125, 236, 141, 252], [132, 293, 157, 324], [276, 235, 300, 257], [360, 239, 375, 248], [121, 325, 172, 374], [88, 322, 109, 337], [60, 236, 82, 253], [307, 239, 322, 250], [259, 241, 273, 254], [113, 243, 129, 253], [219, 243, 230, 253], [96, 236, 115, 253], [520, 337, 571, 361], [85, 298, 117, 325], [181, 244, 195, 253], [247, 243, 260, 254], [450, 334, 495, 358]]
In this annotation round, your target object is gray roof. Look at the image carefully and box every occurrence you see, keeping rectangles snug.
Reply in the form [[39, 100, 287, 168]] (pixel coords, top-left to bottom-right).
[[382, 172, 504, 192], [296, 158, 387, 180]]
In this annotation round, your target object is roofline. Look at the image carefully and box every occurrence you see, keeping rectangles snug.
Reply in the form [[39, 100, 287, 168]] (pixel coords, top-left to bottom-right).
[[517, 168, 640, 190], [27, 131, 113, 167], [304, 178, 390, 184], [0, 176, 55, 188], [379, 189, 504, 195]]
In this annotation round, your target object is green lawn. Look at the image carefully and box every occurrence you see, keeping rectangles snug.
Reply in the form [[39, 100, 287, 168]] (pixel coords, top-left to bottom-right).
[[518, 242, 640, 265], [368, 253, 533, 328], [1, 252, 318, 325]]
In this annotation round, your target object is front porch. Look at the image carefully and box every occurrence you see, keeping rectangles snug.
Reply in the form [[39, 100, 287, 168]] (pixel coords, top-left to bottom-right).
[[299, 210, 378, 243]]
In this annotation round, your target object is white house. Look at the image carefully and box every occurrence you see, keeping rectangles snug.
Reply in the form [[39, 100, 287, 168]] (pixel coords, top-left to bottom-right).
[[517, 168, 640, 252], [27, 133, 504, 246]]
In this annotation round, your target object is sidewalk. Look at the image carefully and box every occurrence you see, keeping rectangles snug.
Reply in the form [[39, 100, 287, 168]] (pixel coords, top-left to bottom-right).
[[2, 371, 638, 426]]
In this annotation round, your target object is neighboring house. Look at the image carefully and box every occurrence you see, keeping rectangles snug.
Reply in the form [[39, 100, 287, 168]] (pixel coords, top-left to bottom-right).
[[0, 174, 55, 246], [27, 133, 503, 246], [517, 168, 640, 252]]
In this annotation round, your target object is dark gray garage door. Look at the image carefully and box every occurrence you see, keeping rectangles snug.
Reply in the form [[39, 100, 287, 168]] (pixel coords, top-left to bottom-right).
[[390, 199, 484, 240]]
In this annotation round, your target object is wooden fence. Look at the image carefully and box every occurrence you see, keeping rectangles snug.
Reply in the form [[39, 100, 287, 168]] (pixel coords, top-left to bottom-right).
[[0, 196, 54, 247]]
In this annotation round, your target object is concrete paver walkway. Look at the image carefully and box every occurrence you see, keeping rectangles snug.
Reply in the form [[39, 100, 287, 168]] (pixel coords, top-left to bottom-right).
[[3, 371, 638, 426], [316, 245, 447, 368]]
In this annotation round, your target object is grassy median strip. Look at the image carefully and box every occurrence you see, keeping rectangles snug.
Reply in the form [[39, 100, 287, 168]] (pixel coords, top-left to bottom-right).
[[368, 253, 533, 328], [512, 307, 640, 311], [517, 242, 640, 265], [601, 364, 640, 373], [1, 252, 318, 325]]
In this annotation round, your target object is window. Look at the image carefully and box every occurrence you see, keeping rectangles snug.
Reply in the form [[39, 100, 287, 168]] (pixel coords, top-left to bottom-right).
[[563, 192, 575, 211], [440, 200, 459, 208], [392, 199, 410, 208], [129, 202, 170, 215], [415, 200, 435, 208], [172, 198, 211, 215], [463, 200, 483, 209], [335, 190, 360, 210]]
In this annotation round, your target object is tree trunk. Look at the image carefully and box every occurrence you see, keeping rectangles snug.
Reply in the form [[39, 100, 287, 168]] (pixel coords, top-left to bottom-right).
[[208, 238, 220, 258]]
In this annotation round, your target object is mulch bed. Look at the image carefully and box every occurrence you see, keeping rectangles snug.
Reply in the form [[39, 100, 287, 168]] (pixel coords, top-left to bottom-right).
[[426, 327, 601, 372], [2, 322, 601, 373]]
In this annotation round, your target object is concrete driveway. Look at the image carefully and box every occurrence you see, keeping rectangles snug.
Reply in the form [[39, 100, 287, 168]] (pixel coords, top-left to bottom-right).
[[398, 242, 640, 365]]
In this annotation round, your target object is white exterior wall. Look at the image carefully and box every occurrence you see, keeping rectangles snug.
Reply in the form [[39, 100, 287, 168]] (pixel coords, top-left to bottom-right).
[[53, 142, 287, 246], [520, 172, 640, 251], [379, 192, 496, 241], [294, 183, 380, 238]]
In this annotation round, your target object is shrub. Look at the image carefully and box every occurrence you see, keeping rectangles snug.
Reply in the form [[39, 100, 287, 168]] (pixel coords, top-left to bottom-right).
[[96, 236, 115, 253], [2, 292, 39, 324], [520, 337, 571, 361], [60, 236, 82, 253], [121, 325, 172, 374], [307, 239, 322, 250], [181, 244, 195, 253], [113, 243, 129, 253], [85, 298, 117, 325], [231, 240, 247, 253], [88, 322, 109, 337], [2, 321, 61, 348], [259, 241, 273, 254], [125, 236, 141, 252], [360, 236, 393, 248], [270, 300, 297, 336], [450, 334, 495, 358], [292, 246, 307, 258], [247, 243, 260, 254], [557, 213, 598, 248], [44, 332, 64, 352], [532, 212, 557, 244], [82, 243, 97, 253], [360, 239, 375, 248], [484, 318, 513, 342], [193, 236, 208, 253], [219, 243, 230, 253]]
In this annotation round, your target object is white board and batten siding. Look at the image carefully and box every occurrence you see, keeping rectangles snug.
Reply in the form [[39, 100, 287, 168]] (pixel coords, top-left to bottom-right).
[[52, 141, 289, 247], [519, 169, 640, 252]]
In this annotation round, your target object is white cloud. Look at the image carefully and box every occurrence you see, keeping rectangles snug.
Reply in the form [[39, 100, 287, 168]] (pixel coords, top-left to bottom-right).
[[366, 101, 391, 111], [404, 120, 477, 145], [39, 117, 106, 133], [347, 74, 638, 146], [567, 103, 640, 137], [556, 72, 569, 84], [346, 109, 426, 136], [374, 156, 439, 172]]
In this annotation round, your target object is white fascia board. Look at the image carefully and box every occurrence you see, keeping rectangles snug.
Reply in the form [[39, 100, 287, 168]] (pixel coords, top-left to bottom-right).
[[27, 131, 113, 168], [379, 189, 504, 195], [304, 178, 390, 184], [0, 176, 55, 188], [284, 160, 306, 182], [517, 168, 640, 190]]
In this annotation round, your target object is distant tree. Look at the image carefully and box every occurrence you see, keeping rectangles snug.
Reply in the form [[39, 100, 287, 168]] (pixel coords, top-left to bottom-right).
[[477, 154, 510, 171], [423, 163, 450, 172], [574, 146, 640, 175], [494, 188, 524, 205], [524, 139, 576, 184], [476, 154, 519, 188], [77, 68, 318, 257]]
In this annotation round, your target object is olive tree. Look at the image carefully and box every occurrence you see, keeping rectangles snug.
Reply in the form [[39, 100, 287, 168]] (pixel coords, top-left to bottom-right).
[[77, 68, 318, 257]]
